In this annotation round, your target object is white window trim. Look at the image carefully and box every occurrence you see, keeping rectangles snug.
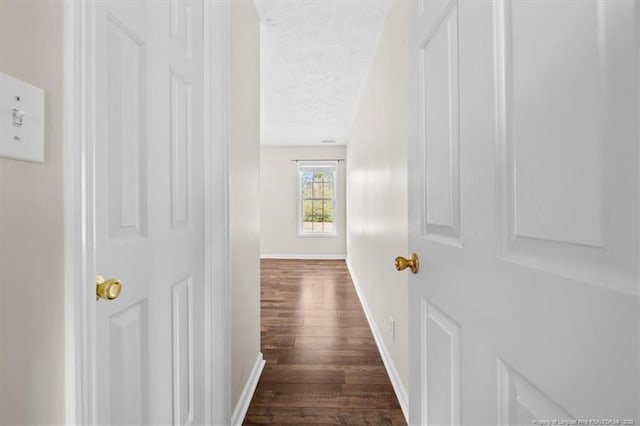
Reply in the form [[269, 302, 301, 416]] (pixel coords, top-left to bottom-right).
[[297, 160, 338, 238]]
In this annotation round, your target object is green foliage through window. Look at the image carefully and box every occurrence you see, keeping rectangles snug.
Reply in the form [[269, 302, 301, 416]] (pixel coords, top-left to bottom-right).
[[299, 166, 336, 234]]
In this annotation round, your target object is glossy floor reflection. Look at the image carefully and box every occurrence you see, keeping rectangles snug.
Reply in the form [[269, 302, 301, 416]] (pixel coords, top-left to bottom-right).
[[244, 259, 406, 425]]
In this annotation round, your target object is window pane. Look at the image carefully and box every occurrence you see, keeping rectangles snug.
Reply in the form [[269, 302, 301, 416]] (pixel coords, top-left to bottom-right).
[[324, 200, 334, 223], [313, 182, 323, 198], [303, 199, 313, 222], [303, 221, 313, 232], [323, 183, 333, 198], [302, 181, 312, 198], [302, 171, 313, 183], [312, 200, 322, 223]]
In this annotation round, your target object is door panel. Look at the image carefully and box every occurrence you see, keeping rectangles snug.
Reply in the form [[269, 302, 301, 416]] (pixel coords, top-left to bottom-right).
[[94, 2, 205, 424], [169, 71, 191, 229], [409, 0, 639, 424], [170, 0, 193, 56], [497, 359, 572, 425], [495, 0, 638, 294], [106, 15, 148, 241], [422, 300, 461, 426], [419, 3, 461, 247], [171, 278, 194, 425], [109, 302, 148, 425]]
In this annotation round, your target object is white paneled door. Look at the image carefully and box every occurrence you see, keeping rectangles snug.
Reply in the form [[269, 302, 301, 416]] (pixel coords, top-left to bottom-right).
[[94, 2, 205, 424], [408, 1, 639, 424]]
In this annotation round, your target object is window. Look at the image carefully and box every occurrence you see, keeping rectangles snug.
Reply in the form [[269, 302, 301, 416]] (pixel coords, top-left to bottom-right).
[[298, 161, 337, 235]]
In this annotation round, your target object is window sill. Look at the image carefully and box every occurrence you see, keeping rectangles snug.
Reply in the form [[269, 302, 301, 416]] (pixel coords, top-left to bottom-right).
[[297, 232, 338, 238]]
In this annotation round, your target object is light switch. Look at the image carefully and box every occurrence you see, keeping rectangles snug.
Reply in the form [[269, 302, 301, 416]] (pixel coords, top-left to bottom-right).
[[13, 108, 25, 127], [0, 72, 45, 163]]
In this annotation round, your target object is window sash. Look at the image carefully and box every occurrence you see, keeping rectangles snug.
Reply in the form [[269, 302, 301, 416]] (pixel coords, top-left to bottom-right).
[[297, 161, 337, 235]]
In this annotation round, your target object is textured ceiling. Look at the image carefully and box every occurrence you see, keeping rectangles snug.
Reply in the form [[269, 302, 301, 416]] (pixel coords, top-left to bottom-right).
[[255, 0, 392, 146]]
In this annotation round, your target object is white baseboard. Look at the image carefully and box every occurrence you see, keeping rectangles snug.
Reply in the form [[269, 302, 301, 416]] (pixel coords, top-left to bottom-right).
[[230, 352, 265, 426], [260, 254, 346, 260], [346, 258, 409, 422]]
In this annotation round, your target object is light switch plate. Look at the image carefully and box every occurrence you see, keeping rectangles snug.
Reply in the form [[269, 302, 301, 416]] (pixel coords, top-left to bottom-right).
[[0, 72, 45, 163]]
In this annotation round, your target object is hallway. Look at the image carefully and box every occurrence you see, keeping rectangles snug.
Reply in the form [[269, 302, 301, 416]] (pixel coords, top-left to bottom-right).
[[244, 260, 406, 425]]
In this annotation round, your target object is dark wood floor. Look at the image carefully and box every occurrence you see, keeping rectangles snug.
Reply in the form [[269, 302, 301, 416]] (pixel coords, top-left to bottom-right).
[[244, 259, 406, 425]]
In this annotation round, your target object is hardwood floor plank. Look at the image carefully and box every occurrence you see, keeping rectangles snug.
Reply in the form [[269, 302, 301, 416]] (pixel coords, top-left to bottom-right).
[[261, 336, 296, 350], [260, 325, 374, 338], [266, 349, 384, 366], [251, 383, 400, 409], [294, 336, 378, 351], [261, 302, 364, 311], [260, 364, 392, 385], [262, 317, 305, 326], [260, 364, 347, 384], [245, 259, 406, 425], [302, 316, 369, 327], [244, 407, 406, 425]]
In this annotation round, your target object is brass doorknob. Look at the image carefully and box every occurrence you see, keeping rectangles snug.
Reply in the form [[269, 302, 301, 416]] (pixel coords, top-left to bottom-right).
[[96, 275, 122, 300], [395, 253, 419, 274]]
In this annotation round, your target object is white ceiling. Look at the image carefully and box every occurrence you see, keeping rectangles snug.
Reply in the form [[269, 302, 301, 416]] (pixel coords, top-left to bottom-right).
[[254, 0, 392, 146]]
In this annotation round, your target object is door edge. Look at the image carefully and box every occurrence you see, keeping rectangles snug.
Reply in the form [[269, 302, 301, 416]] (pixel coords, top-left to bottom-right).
[[204, 1, 233, 425], [64, 1, 96, 424]]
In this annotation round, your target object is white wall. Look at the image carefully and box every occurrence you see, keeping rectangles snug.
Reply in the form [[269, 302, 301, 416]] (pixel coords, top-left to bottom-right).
[[260, 145, 346, 258], [230, 1, 262, 412], [346, 0, 409, 401], [0, 2, 65, 424]]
